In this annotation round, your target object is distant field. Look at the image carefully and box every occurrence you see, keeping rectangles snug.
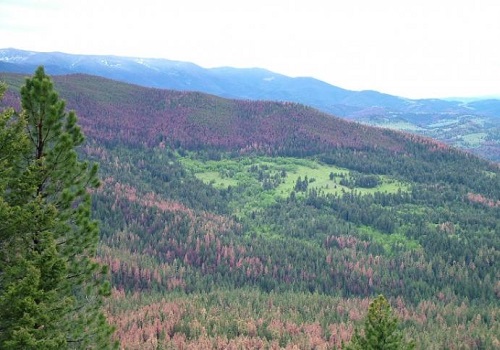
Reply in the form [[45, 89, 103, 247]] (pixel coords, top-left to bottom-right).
[[459, 132, 488, 147], [180, 154, 409, 200], [363, 113, 500, 162], [368, 120, 425, 132], [179, 153, 416, 247]]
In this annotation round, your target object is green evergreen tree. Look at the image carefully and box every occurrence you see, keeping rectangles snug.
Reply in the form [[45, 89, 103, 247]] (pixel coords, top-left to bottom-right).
[[0, 82, 63, 348], [344, 295, 415, 350], [0, 68, 115, 349]]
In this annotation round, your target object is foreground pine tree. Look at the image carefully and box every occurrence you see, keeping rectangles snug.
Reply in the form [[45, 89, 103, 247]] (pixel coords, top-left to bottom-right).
[[344, 295, 415, 350], [0, 68, 115, 349]]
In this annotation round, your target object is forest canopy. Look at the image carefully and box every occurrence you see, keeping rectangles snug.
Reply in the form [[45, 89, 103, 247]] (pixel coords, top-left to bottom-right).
[[0, 70, 499, 349]]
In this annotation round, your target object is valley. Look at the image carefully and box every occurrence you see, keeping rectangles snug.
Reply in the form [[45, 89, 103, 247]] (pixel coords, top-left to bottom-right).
[[1, 71, 499, 349]]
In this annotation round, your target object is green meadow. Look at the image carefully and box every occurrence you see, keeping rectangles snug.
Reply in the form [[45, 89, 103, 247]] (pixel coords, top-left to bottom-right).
[[179, 153, 417, 249], [180, 154, 409, 203]]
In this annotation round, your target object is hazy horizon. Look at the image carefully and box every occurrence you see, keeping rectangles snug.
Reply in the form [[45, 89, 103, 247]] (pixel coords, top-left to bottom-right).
[[1, 0, 499, 99]]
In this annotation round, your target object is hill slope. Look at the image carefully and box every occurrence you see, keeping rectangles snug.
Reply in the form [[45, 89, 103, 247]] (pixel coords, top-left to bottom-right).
[[0, 72, 440, 154], [2, 48, 500, 161], [1, 73, 499, 349]]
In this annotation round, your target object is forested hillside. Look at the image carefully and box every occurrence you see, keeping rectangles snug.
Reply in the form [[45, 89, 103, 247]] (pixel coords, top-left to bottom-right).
[[1, 72, 499, 349], [3, 49, 500, 162]]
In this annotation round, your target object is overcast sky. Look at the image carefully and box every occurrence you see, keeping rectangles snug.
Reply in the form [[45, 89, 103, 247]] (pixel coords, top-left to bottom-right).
[[1, 0, 499, 99]]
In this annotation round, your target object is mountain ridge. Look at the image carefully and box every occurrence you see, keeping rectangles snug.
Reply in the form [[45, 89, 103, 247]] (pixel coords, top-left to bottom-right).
[[2, 48, 499, 161], [0, 48, 492, 112], [0, 72, 434, 155]]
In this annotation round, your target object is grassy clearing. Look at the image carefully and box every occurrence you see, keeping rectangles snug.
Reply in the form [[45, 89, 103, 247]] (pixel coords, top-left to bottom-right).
[[459, 132, 487, 147], [275, 162, 348, 196], [371, 121, 425, 132], [179, 154, 409, 218], [280, 165, 408, 197], [179, 153, 418, 250], [180, 154, 409, 197], [357, 226, 421, 253], [195, 171, 239, 189]]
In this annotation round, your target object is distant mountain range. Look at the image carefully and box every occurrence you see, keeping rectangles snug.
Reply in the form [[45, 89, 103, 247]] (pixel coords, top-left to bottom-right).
[[1, 48, 499, 161]]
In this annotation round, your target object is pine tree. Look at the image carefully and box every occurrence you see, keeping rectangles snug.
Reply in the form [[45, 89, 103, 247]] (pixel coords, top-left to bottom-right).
[[0, 83, 63, 348], [344, 295, 415, 350], [0, 68, 115, 349]]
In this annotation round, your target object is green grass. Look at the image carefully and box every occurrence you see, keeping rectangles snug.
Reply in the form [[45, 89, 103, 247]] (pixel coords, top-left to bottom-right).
[[357, 226, 421, 253], [275, 162, 347, 196], [195, 171, 239, 189], [275, 161, 408, 197], [459, 133, 487, 147], [179, 154, 409, 215]]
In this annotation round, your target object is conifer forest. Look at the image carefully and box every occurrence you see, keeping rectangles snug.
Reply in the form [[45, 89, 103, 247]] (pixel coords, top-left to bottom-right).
[[1, 70, 499, 349]]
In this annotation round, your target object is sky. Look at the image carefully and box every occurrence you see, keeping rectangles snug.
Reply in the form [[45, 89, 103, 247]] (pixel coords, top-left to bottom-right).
[[1, 0, 499, 99]]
